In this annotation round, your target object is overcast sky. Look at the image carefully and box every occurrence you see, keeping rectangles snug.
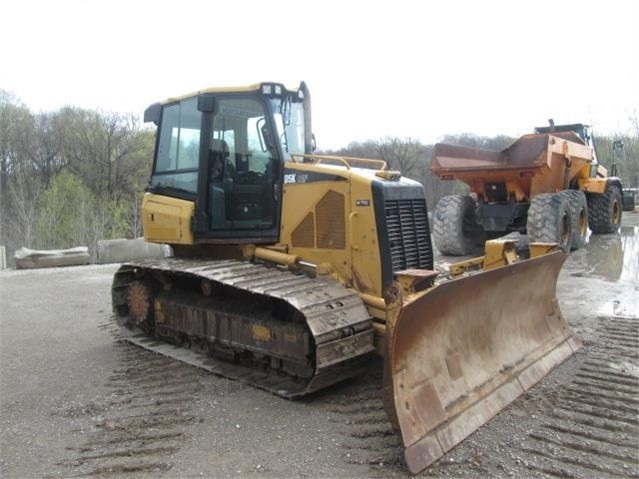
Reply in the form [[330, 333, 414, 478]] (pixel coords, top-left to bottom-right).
[[2, 0, 638, 150]]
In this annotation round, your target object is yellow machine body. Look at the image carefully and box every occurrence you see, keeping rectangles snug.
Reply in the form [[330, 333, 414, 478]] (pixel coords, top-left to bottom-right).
[[114, 82, 581, 474], [142, 195, 195, 245]]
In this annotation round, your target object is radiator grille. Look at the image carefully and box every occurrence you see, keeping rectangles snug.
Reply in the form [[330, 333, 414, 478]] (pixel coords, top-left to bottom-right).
[[384, 198, 433, 271]]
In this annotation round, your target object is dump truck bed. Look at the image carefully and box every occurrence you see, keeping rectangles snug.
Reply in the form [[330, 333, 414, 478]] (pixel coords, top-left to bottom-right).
[[431, 132, 594, 201]]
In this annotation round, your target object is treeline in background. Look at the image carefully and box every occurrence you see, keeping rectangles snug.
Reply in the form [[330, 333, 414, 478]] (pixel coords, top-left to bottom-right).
[[1, 89, 637, 264]]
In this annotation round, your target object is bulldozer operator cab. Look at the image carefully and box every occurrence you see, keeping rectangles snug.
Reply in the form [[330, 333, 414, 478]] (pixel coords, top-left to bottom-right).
[[144, 82, 310, 242]]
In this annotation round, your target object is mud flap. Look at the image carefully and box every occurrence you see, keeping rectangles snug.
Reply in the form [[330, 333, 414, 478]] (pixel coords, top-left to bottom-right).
[[383, 251, 582, 474]]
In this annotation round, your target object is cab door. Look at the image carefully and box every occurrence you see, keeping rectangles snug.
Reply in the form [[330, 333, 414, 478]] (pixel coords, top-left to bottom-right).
[[197, 95, 282, 243]]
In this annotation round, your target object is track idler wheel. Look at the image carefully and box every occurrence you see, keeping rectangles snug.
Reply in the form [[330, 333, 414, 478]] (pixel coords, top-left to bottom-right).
[[127, 281, 155, 333]]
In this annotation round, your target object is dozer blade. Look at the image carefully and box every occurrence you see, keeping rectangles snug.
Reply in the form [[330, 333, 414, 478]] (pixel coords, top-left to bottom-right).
[[384, 250, 582, 474]]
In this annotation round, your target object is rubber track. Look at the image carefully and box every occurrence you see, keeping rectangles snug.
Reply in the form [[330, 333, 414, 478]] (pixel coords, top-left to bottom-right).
[[111, 258, 375, 398]]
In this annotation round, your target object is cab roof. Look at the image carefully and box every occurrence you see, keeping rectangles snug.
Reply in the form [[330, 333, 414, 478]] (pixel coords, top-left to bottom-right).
[[158, 82, 299, 105]]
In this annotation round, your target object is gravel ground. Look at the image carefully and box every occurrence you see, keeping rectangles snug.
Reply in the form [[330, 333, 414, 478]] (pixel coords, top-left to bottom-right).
[[1, 212, 637, 479]]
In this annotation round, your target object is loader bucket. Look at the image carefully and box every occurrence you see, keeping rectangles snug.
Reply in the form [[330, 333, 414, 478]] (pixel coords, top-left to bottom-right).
[[384, 250, 582, 474]]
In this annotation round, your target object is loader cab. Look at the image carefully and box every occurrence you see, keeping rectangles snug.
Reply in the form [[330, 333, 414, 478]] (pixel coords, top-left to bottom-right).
[[145, 82, 312, 243], [534, 122, 599, 164], [534, 122, 592, 143]]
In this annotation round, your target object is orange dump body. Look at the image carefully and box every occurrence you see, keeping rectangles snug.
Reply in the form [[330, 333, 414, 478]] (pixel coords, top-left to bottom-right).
[[430, 132, 594, 202]]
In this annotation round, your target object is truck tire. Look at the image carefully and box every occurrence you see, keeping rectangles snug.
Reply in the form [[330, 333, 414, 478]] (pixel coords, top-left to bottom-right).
[[433, 195, 480, 256], [621, 188, 636, 212], [587, 182, 622, 234], [526, 193, 572, 253], [562, 190, 588, 250]]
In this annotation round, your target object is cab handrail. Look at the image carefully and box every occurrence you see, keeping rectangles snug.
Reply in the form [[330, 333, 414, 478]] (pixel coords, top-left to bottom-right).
[[290, 153, 387, 171]]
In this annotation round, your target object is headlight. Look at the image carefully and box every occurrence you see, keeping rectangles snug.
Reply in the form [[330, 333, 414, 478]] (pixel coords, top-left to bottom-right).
[[261, 83, 285, 97]]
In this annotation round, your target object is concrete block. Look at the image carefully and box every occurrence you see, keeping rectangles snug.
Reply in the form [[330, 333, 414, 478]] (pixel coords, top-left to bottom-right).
[[97, 238, 172, 264], [14, 246, 91, 269]]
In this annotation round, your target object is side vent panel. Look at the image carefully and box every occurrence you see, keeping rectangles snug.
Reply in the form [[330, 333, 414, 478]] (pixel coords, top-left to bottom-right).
[[291, 212, 315, 248], [316, 190, 346, 249]]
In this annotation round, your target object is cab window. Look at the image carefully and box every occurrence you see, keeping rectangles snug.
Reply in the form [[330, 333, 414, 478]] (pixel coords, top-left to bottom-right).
[[151, 97, 202, 194]]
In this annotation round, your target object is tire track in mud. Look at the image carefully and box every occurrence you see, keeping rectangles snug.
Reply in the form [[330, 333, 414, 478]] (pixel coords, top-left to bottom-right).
[[60, 320, 204, 477], [329, 314, 639, 479], [325, 359, 402, 472], [325, 361, 489, 479], [520, 315, 639, 478]]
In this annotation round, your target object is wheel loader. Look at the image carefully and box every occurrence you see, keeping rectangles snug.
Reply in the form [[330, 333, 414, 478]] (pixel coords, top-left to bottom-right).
[[112, 82, 581, 473], [430, 122, 624, 255], [612, 140, 639, 212]]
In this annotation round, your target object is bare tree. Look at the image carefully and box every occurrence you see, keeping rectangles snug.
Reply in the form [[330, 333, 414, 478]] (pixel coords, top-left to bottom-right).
[[6, 172, 43, 248], [31, 112, 66, 186], [438, 133, 514, 152], [373, 137, 425, 180], [0, 94, 42, 253], [57, 108, 150, 203]]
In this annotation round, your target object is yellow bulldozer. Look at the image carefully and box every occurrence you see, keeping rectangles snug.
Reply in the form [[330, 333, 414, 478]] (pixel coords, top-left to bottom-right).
[[112, 82, 581, 473]]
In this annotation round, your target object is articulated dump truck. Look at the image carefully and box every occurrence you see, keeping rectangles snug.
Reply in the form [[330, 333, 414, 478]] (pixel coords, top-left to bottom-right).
[[111, 83, 581, 473], [430, 123, 624, 255]]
